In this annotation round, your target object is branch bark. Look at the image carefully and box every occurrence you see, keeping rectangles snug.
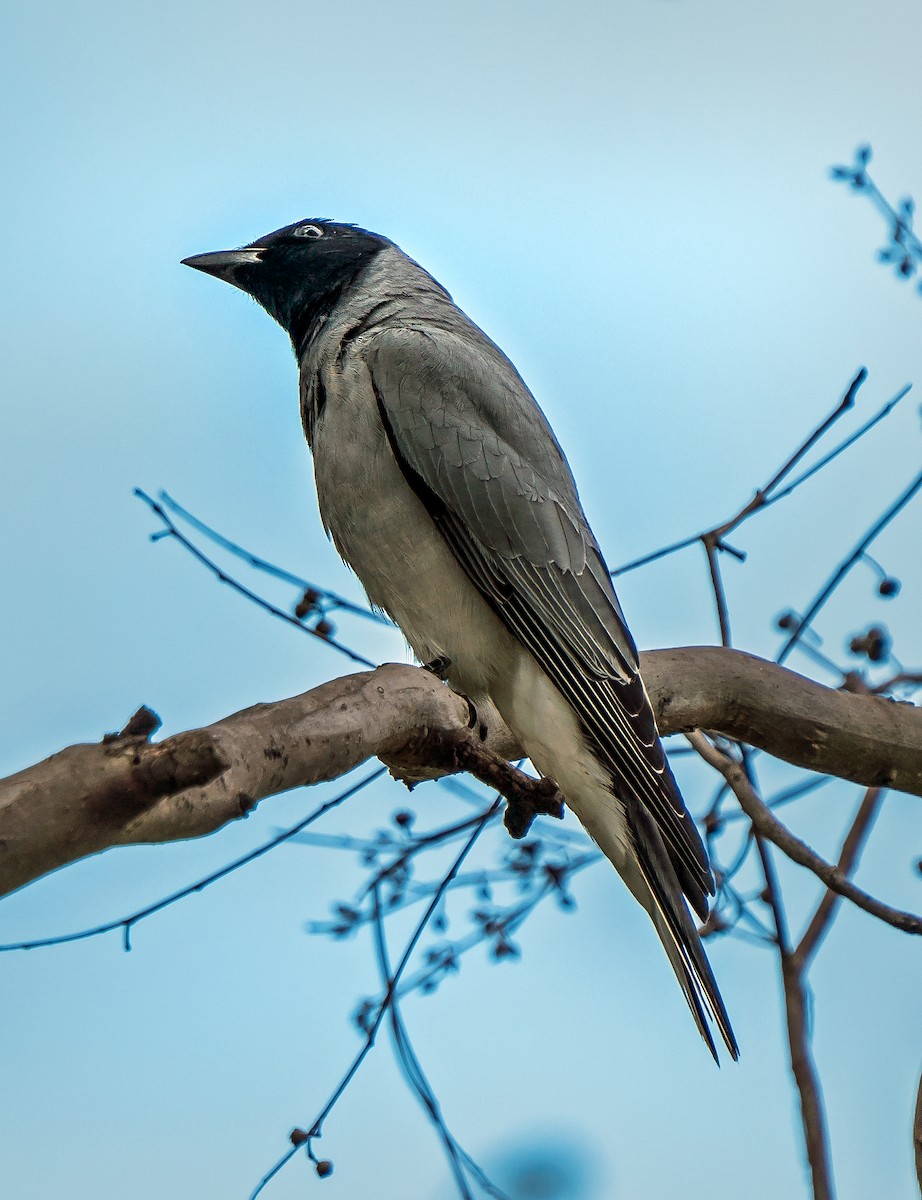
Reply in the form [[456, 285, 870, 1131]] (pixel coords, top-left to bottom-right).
[[914, 1067, 922, 1198], [2, 646, 921, 897], [648, 647, 922, 793], [755, 833, 837, 1200]]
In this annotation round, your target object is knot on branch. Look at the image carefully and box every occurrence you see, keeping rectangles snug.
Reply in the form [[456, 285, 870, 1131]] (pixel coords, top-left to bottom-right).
[[132, 736, 229, 801], [93, 732, 229, 824]]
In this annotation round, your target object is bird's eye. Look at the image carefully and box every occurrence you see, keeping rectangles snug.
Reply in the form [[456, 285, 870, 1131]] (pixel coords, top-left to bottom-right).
[[293, 224, 324, 239]]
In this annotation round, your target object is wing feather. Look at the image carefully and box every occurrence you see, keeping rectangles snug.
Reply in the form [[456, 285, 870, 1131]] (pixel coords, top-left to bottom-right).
[[365, 323, 727, 972]]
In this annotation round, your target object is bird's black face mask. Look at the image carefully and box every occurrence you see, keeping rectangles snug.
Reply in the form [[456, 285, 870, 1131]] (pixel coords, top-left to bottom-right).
[[183, 220, 388, 355]]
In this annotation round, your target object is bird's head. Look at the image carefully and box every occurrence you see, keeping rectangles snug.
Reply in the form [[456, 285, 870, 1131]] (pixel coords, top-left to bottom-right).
[[182, 219, 390, 350]]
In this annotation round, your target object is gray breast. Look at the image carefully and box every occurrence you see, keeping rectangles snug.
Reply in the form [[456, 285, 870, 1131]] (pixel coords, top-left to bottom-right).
[[300, 256, 517, 694]]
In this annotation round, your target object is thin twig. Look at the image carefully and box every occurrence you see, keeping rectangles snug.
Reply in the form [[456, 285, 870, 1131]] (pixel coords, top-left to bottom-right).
[[248, 800, 500, 1200], [355, 809, 503, 902], [158, 491, 388, 624], [371, 883, 473, 1199], [870, 671, 922, 696], [863, 178, 922, 262], [135, 489, 377, 668], [703, 738, 837, 1200], [777, 466, 922, 664], [781, 976, 833, 1200], [832, 147, 922, 283], [371, 882, 510, 1200], [767, 384, 911, 506], [388, 1003, 510, 1200], [686, 732, 922, 935], [613, 369, 872, 576], [720, 775, 834, 823], [795, 788, 884, 969], [703, 535, 732, 646], [0, 769, 386, 953], [913, 1068, 922, 1197], [756, 833, 836, 1200], [756, 369, 866, 499], [384, 854, 597, 1003]]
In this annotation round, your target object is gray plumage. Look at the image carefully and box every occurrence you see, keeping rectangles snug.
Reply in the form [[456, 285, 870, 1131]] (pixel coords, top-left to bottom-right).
[[183, 220, 738, 1061]]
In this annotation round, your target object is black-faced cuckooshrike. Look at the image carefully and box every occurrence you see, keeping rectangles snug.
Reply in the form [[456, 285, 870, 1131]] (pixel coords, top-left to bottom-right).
[[184, 220, 738, 1061]]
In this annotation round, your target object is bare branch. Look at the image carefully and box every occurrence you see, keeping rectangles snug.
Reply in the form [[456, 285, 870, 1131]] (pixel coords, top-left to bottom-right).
[[686, 732, 921, 936], [0, 664, 501, 897], [777, 466, 922, 663], [4, 649, 922, 897], [612, 368, 895, 577], [649, 647, 922, 796], [755, 833, 837, 1200], [795, 787, 884, 968], [914, 1068, 922, 1198]]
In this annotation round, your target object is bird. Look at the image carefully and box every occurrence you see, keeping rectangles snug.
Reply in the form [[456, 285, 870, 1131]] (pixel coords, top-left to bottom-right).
[[183, 219, 738, 1061]]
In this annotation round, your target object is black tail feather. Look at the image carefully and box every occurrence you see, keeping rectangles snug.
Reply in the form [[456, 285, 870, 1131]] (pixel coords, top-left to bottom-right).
[[627, 800, 739, 1062]]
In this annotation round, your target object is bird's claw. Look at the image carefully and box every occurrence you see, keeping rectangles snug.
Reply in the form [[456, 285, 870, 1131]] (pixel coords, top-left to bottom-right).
[[461, 695, 489, 741], [422, 655, 452, 680]]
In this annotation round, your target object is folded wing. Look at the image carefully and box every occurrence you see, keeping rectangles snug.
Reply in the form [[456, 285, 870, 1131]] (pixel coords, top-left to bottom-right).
[[365, 324, 737, 1058]]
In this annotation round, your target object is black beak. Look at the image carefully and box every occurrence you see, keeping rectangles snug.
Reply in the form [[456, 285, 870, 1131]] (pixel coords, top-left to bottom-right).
[[181, 248, 265, 285]]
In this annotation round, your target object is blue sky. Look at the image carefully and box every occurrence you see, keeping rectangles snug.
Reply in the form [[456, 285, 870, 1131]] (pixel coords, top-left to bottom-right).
[[2, 2, 921, 1198]]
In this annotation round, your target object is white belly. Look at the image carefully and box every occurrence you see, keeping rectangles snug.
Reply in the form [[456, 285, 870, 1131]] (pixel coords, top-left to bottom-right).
[[312, 357, 516, 699], [309, 354, 631, 868]]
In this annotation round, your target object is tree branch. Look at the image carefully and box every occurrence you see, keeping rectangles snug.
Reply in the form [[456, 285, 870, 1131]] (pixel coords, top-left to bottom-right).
[[914, 1067, 922, 1198], [756, 832, 837, 1200], [686, 731, 921, 935], [795, 787, 884, 968], [654, 647, 922, 794], [3, 647, 922, 897]]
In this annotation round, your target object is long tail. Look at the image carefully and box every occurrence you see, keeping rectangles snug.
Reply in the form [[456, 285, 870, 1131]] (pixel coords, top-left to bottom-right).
[[623, 800, 739, 1062], [493, 657, 738, 1060]]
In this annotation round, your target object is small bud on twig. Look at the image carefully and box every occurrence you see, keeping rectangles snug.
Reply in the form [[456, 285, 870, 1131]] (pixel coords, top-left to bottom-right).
[[848, 625, 891, 664], [294, 588, 321, 619]]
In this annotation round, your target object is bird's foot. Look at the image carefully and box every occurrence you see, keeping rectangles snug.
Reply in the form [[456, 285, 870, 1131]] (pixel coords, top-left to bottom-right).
[[420, 660, 490, 741], [422, 655, 452, 680]]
